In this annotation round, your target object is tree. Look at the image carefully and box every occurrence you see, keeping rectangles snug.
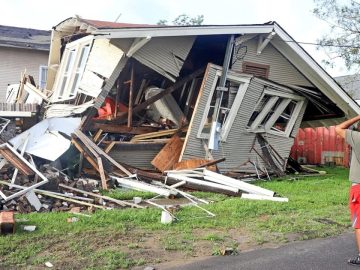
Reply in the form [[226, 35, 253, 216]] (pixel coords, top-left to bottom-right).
[[313, 0, 360, 70], [157, 14, 204, 26]]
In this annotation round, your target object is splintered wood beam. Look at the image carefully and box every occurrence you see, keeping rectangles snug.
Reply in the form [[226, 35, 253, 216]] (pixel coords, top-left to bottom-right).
[[71, 139, 100, 173], [93, 129, 103, 143], [104, 141, 116, 154], [97, 156, 108, 190], [74, 129, 132, 176], [128, 64, 134, 127], [89, 123, 159, 134], [115, 67, 205, 122]]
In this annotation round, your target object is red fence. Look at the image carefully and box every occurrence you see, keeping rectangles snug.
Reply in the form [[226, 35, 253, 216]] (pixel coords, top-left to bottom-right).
[[290, 126, 350, 167]]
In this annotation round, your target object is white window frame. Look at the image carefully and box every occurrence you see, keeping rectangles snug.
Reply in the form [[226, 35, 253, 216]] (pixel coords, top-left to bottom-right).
[[247, 89, 305, 137], [197, 70, 250, 141], [50, 35, 93, 103], [39, 65, 48, 90]]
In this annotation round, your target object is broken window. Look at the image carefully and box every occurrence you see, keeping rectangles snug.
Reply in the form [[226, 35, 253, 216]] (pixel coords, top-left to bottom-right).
[[247, 89, 305, 137], [50, 35, 93, 102], [197, 71, 250, 141]]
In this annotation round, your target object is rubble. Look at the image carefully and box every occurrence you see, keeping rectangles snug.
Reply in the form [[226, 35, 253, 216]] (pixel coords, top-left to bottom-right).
[[1, 17, 347, 224]]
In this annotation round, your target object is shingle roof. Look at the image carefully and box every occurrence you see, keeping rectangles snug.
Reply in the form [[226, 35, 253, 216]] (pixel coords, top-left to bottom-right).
[[0, 25, 50, 51], [335, 74, 360, 100], [80, 18, 155, 29]]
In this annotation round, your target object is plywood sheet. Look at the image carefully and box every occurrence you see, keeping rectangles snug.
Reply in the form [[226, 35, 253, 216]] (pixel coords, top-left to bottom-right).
[[151, 134, 183, 172]]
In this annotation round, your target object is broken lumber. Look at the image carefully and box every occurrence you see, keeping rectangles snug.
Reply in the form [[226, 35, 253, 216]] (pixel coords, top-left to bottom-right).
[[203, 169, 275, 197], [151, 134, 183, 172], [111, 175, 177, 197], [74, 129, 132, 176], [59, 183, 144, 208]]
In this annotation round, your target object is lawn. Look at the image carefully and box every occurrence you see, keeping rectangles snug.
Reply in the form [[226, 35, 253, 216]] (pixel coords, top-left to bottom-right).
[[0, 167, 352, 269]]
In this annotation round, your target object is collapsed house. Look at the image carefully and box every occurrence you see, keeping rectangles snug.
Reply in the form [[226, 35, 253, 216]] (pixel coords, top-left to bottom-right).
[[42, 18, 359, 173], [0, 17, 359, 216]]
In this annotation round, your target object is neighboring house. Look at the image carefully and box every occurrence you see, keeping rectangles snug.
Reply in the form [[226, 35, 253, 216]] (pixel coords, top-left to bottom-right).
[[0, 25, 50, 101], [42, 17, 360, 174], [335, 74, 360, 104]]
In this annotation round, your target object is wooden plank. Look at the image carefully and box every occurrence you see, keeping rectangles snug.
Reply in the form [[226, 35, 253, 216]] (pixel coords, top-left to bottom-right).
[[71, 139, 100, 172], [128, 64, 134, 127], [93, 129, 103, 143], [74, 129, 132, 176], [90, 123, 158, 134], [59, 183, 143, 208], [0, 148, 34, 176], [151, 135, 183, 172], [130, 128, 186, 142], [97, 156, 108, 190], [104, 141, 116, 154], [173, 159, 217, 171]]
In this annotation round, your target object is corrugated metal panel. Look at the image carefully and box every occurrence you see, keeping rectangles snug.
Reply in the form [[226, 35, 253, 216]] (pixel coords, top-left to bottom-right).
[[109, 143, 165, 170], [232, 38, 313, 87], [133, 36, 195, 80], [291, 126, 350, 167]]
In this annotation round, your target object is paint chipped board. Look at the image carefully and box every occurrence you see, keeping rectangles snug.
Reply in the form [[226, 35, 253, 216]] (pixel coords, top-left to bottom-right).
[[0, 148, 34, 176], [151, 134, 183, 172], [85, 39, 124, 79], [78, 70, 104, 97]]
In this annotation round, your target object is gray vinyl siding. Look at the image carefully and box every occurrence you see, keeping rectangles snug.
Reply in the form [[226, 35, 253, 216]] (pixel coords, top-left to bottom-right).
[[133, 36, 195, 78], [232, 38, 313, 87], [109, 143, 164, 170], [0, 47, 48, 101], [181, 64, 308, 172], [182, 66, 264, 171]]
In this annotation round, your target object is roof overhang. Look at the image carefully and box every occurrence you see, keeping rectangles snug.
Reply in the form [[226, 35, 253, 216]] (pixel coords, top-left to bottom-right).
[[93, 24, 275, 38]]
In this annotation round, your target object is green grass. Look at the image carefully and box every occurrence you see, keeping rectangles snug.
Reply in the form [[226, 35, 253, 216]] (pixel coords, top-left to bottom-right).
[[0, 167, 352, 269]]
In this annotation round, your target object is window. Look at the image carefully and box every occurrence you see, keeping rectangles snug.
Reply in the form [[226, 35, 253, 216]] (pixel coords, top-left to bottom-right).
[[197, 71, 250, 141], [242, 62, 269, 78], [39, 65, 48, 90], [247, 89, 305, 137], [50, 35, 93, 102]]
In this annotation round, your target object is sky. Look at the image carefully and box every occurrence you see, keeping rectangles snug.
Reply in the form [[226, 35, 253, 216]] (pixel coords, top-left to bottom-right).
[[0, 0, 352, 77]]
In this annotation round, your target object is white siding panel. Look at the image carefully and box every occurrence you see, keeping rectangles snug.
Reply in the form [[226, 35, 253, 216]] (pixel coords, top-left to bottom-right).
[[0, 47, 48, 101]]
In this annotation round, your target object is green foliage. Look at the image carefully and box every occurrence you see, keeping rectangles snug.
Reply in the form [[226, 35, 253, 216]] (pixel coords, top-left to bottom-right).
[[313, 0, 360, 69], [157, 14, 204, 26]]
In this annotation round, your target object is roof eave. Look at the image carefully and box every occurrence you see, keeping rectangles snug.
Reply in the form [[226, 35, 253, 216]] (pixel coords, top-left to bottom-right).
[[93, 24, 276, 38]]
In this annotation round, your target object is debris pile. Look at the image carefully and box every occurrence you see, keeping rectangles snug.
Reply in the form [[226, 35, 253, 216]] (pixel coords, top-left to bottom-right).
[[2, 18, 337, 226]]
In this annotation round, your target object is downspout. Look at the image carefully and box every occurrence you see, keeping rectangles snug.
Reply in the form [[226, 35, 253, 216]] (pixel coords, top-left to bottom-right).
[[208, 34, 235, 150]]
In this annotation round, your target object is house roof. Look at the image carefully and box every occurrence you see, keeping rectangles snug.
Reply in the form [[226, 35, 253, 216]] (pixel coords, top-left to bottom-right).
[[53, 17, 360, 127], [335, 74, 360, 100], [80, 18, 155, 29], [0, 25, 50, 51]]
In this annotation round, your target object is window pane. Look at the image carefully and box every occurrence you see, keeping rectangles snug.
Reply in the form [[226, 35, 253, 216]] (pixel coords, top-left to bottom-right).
[[271, 100, 297, 132]]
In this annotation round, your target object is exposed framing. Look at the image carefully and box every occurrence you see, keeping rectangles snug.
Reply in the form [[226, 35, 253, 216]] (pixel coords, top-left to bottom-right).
[[50, 35, 94, 103]]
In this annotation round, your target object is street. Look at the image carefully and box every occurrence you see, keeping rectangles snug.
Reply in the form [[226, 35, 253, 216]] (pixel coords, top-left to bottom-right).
[[166, 232, 358, 270]]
